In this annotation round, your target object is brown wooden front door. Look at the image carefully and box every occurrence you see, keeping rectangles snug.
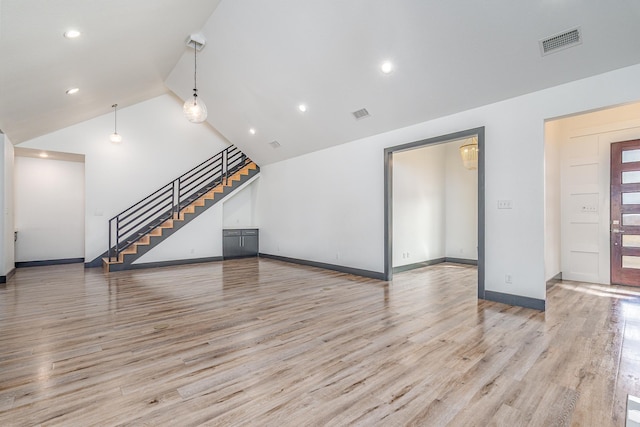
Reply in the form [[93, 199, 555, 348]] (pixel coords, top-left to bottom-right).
[[611, 139, 640, 286]]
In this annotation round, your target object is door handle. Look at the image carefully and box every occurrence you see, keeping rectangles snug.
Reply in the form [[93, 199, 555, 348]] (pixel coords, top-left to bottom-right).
[[612, 229, 624, 233]]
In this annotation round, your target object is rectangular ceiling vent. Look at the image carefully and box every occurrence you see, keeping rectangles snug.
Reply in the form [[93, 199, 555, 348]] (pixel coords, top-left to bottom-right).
[[352, 108, 370, 120], [268, 140, 281, 149], [539, 27, 582, 56]]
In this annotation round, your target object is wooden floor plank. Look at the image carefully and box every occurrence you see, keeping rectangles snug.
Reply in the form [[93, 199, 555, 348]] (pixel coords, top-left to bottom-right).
[[0, 259, 639, 426]]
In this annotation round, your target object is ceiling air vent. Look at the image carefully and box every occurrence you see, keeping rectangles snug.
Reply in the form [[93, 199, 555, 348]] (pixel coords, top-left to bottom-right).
[[269, 141, 281, 149], [352, 108, 370, 120], [539, 27, 582, 56]]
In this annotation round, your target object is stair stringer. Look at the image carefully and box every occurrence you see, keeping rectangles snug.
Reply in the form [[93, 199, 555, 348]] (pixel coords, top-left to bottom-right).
[[105, 165, 259, 272]]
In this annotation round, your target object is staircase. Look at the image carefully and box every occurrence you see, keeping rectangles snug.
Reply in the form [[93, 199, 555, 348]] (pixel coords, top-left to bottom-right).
[[103, 145, 259, 272]]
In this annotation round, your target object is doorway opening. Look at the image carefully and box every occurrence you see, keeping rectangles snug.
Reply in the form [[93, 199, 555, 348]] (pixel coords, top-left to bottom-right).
[[384, 127, 485, 299], [14, 147, 85, 267], [544, 101, 640, 288]]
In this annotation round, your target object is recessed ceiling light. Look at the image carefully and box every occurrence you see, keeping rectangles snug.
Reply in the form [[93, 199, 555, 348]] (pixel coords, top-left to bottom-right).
[[64, 29, 81, 39], [381, 61, 393, 74], [39, 152, 49, 158], [66, 87, 79, 95], [298, 104, 307, 113], [249, 128, 256, 135]]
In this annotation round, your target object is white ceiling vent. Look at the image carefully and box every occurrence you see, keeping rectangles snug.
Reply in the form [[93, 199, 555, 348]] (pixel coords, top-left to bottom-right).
[[539, 27, 582, 56], [269, 140, 281, 149], [352, 108, 370, 120]]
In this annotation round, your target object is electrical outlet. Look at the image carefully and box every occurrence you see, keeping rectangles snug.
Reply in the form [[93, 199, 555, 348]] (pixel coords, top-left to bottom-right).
[[505, 274, 512, 284]]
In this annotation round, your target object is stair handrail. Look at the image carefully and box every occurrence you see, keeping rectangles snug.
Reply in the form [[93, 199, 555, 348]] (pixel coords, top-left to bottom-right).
[[108, 145, 250, 262]]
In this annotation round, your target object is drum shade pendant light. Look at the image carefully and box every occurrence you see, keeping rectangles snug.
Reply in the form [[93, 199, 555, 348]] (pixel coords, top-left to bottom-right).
[[459, 136, 478, 170], [183, 35, 207, 123], [109, 104, 122, 144]]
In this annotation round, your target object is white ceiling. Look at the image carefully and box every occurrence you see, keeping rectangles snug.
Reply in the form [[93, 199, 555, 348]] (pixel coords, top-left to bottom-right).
[[3, 1, 640, 165], [0, 0, 221, 143]]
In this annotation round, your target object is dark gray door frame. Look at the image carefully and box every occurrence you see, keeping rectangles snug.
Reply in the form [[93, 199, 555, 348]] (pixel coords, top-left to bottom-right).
[[383, 127, 485, 299]]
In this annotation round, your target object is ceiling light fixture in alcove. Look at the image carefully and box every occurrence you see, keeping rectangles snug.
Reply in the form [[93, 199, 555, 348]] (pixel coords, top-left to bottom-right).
[[183, 34, 207, 123], [459, 136, 478, 170], [109, 104, 122, 144]]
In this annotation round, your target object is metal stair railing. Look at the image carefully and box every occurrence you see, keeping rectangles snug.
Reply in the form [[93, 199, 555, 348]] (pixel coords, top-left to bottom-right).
[[108, 145, 251, 262]]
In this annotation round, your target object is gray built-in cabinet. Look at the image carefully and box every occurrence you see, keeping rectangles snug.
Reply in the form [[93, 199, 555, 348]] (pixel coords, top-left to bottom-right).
[[223, 229, 259, 259]]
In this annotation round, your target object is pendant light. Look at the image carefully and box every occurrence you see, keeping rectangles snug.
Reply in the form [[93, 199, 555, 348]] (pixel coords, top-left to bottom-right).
[[459, 136, 478, 170], [183, 37, 207, 123], [109, 104, 122, 144]]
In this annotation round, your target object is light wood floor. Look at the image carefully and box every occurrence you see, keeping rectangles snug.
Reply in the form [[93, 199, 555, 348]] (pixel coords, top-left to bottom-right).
[[0, 259, 639, 426]]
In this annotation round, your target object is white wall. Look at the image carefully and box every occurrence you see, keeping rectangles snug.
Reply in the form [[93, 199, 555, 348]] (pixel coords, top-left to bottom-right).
[[392, 144, 446, 267], [0, 135, 15, 276], [14, 156, 85, 262], [544, 120, 562, 281], [444, 141, 478, 260], [256, 63, 640, 301], [391, 141, 477, 268], [18, 94, 230, 263], [223, 179, 259, 228]]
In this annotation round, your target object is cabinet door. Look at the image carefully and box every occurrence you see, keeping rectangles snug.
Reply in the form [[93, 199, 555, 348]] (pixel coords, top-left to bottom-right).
[[241, 229, 259, 256], [223, 230, 242, 259]]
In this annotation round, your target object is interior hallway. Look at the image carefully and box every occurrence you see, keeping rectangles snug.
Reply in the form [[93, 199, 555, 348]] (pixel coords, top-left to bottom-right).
[[0, 260, 638, 425]]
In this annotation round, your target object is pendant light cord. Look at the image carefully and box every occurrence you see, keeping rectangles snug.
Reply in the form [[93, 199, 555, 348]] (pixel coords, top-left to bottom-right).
[[193, 42, 198, 96], [112, 104, 118, 133]]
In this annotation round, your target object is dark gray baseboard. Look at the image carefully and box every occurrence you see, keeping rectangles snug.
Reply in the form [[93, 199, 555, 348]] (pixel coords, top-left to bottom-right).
[[393, 257, 478, 273], [124, 256, 224, 271], [259, 253, 386, 281], [445, 257, 478, 266], [0, 267, 16, 284], [393, 258, 446, 273], [546, 272, 563, 288], [483, 290, 545, 311], [16, 258, 84, 268], [85, 256, 105, 268]]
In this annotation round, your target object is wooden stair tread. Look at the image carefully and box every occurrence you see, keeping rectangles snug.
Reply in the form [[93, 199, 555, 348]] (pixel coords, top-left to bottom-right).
[[122, 247, 137, 255]]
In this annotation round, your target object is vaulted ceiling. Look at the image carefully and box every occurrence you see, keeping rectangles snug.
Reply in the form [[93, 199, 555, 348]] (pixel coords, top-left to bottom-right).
[[0, 0, 221, 143], [3, 1, 640, 165]]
